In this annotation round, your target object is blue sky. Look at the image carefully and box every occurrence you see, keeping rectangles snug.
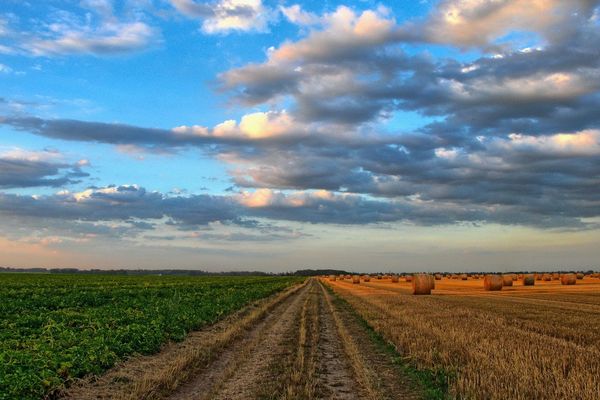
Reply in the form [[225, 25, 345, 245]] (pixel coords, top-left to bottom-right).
[[1, 0, 600, 271]]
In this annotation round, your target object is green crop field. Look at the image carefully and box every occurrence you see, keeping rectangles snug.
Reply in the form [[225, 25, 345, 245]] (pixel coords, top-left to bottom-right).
[[0, 273, 303, 400]]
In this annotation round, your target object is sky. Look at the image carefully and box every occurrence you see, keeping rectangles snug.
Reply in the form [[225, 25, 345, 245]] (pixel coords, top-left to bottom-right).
[[0, 0, 599, 272]]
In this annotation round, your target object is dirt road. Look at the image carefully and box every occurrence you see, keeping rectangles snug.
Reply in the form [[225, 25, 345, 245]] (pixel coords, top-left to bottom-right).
[[64, 278, 421, 400], [168, 278, 420, 400]]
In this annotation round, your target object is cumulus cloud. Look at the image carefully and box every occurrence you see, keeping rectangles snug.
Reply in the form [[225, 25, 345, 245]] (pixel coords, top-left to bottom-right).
[[409, 0, 600, 49], [25, 22, 156, 56], [21, 183, 600, 231], [280, 5, 319, 26], [231, 6, 400, 65], [1, 111, 312, 149], [219, 2, 600, 131], [0, 185, 401, 246], [173, 110, 302, 140], [170, 0, 273, 34], [1, 2, 158, 56], [496, 130, 600, 157], [0, 185, 239, 226], [214, 123, 600, 230], [3, 111, 600, 230], [219, 6, 424, 124], [0, 149, 89, 189], [208, 3, 600, 198]]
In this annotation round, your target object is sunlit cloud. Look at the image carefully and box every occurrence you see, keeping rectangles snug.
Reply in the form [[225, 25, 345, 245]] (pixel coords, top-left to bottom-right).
[[170, 0, 274, 34]]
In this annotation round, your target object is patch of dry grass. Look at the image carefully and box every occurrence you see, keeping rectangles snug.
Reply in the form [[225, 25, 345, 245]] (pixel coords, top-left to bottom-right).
[[283, 285, 320, 400]]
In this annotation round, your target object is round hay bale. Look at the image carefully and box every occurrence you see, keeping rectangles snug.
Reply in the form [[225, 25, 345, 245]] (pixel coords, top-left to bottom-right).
[[429, 274, 436, 290], [460, 274, 468, 280], [561, 273, 576, 285], [434, 274, 442, 280], [377, 275, 382, 280], [391, 275, 399, 283], [543, 274, 552, 281], [576, 273, 584, 280], [514, 274, 520, 281], [535, 274, 542, 281], [502, 275, 513, 286], [522, 274, 535, 286], [412, 274, 433, 295], [363, 275, 371, 282], [329, 275, 336, 281], [484, 275, 503, 291], [352, 275, 360, 284], [405, 275, 413, 282], [451, 274, 459, 280], [552, 273, 560, 280]]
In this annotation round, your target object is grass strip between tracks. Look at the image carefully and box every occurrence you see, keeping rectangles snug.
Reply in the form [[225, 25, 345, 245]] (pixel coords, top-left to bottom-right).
[[323, 284, 450, 400]]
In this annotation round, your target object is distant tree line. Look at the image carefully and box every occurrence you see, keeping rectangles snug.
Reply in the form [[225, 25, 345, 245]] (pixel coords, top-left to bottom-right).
[[0, 267, 596, 276], [0, 267, 272, 276], [0, 267, 351, 276]]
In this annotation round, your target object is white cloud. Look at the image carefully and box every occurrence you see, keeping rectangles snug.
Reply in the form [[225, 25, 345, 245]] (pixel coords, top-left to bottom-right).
[[71, 184, 144, 202], [1, 3, 158, 56], [443, 70, 600, 103], [26, 21, 156, 56], [0, 63, 12, 74], [170, 0, 273, 34], [500, 130, 600, 156], [263, 6, 397, 65], [202, 0, 272, 34], [417, 0, 598, 48], [80, 0, 114, 19], [173, 110, 302, 140], [280, 5, 319, 26], [238, 111, 294, 138], [434, 147, 460, 160], [237, 188, 345, 208], [0, 148, 63, 162]]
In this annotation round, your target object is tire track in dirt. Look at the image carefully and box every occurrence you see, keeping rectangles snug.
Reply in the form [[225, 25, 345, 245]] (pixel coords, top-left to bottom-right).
[[168, 280, 313, 400], [314, 282, 362, 400], [318, 281, 422, 400]]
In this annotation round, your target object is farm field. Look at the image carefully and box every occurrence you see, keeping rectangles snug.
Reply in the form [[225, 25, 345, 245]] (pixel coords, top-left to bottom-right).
[[0, 273, 302, 400], [324, 275, 600, 400], [3, 273, 599, 400]]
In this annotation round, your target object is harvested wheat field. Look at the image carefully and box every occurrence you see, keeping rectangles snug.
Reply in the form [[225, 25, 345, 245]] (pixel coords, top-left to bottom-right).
[[324, 275, 600, 400]]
